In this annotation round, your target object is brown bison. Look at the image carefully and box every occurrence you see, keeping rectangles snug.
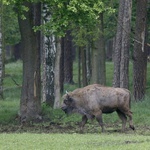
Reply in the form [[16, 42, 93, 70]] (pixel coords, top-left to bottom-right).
[[61, 84, 135, 132]]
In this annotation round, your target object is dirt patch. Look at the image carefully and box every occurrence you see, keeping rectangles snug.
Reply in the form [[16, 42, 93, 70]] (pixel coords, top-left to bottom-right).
[[0, 121, 150, 135]]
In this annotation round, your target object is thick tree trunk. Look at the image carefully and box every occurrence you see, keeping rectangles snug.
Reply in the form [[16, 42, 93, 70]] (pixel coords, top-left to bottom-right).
[[133, 0, 147, 101], [18, 2, 41, 123], [120, 0, 132, 89], [113, 0, 132, 89], [113, 0, 125, 87]]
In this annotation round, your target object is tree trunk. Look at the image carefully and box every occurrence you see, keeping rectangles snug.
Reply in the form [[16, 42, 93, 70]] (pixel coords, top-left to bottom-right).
[[42, 4, 56, 106], [91, 13, 106, 85], [54, 38, 61, 109], [64, 30, 74, 84], [81, 47, 87, 86], [43, 35, 56, 106], [113, 0, 132, 89], [78, 47, 81, 87], [18, 2, 41, 123], [113, 0, 125, 87], [133, 0, 148, 101], [86, 43, 91, 84], [60, 37, 64, 93], [0, 3, 4, 99], [120, 0, 132, 89]]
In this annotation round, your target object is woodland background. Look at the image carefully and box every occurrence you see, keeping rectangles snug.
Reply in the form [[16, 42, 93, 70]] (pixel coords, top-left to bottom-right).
[[0, 0, 150, 125]]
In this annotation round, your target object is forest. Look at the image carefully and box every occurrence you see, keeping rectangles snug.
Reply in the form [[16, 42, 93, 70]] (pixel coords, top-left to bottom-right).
[[0, 0, 150, 149]]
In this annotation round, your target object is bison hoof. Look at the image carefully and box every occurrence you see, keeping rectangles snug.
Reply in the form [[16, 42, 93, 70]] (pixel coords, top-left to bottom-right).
[[130, 125, 135, 130]]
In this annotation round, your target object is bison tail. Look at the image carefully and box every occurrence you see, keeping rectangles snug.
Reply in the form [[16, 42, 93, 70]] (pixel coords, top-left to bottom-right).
[[129, 91, 132, 109]]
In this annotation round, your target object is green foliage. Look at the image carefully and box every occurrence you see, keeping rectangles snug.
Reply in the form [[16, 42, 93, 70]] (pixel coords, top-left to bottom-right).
[[3, 0, 117, 46], [35, 0, 115, 46], [3, 5, 21, 45]]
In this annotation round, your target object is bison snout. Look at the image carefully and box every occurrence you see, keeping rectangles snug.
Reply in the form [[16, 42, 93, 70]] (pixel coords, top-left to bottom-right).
[[61, 106, 68, 113]]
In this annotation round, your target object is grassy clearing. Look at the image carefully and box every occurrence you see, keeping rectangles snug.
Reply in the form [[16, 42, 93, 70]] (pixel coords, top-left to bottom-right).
[[0, 133, 150, 150]]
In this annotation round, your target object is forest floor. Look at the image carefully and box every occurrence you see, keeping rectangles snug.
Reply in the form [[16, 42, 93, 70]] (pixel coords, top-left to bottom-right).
[[0, 118, 150, 136]]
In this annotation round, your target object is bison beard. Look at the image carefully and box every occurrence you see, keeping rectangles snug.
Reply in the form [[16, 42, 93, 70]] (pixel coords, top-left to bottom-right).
[[61, 84, 135, 132]]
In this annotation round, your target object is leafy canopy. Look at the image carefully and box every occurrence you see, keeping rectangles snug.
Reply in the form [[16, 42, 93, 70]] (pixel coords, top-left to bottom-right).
[[3, 0, 115, 46], [38, 0, 115, 46]]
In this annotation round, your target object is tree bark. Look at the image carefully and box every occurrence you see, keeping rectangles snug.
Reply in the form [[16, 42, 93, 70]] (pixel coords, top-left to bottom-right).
[[54, 38, 61, 109], [60, 37, 64, 93], [64, 30, 74, 84], [133, 0, 148, 101], [91, 13, 106, 85], [0, 3, 4, 99], [120, 0, 132, 89], [113, 0, 132, 89], [78, 47, 81, 87], [18, 2, 41, 123], [81, 47, 87, 86], [42, 4, 56, 106], [113, 0, 125, 87]]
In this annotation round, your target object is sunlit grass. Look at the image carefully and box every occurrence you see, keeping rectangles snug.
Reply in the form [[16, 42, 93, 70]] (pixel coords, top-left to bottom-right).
[[0, 133, 150, 150]]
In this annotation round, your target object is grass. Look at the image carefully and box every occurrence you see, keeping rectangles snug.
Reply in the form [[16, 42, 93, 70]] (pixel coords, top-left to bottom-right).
[[0, 133, 150, 150], [0, 61, 22, 124], [0, 60, 150, 150]]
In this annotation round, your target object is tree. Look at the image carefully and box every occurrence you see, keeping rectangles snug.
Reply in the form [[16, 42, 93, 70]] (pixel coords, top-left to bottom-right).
[[81, 46, 88, 86], [42, 4, 56, 106], [0, 3, 4, 99], [133, 0, 148, 101], [91, 13, 106, 85], [63, 30, 74, 84], [54, 37, 61, 108], [18, 2, 42, 123], [113, 0, 132, 89]]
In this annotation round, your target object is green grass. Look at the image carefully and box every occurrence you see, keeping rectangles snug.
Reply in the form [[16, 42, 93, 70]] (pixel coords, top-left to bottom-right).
[[0, 61, 22, 124], [0, 133, 150, 150]]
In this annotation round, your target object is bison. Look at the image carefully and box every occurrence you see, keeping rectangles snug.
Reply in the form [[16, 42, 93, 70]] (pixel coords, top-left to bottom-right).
[[61, 84, 135, 132]]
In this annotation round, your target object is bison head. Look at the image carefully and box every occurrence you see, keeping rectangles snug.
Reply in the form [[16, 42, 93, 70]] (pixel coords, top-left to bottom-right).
[[61, 93, 75, 114]]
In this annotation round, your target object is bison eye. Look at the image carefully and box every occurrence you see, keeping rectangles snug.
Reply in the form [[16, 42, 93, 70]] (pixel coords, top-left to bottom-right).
[[64, 97, 73, 105], [64, 99, 69, 104]]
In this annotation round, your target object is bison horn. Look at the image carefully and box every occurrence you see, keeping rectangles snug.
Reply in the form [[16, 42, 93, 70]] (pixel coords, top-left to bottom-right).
[[66, 90, 68, 94]]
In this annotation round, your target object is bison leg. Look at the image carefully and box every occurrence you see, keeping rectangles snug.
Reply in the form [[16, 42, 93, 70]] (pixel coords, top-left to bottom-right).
[[124, 111, 135, 130], [94, 111, 104, 132], [116, 110, 127, 131], [80, 115, 88, 131]]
